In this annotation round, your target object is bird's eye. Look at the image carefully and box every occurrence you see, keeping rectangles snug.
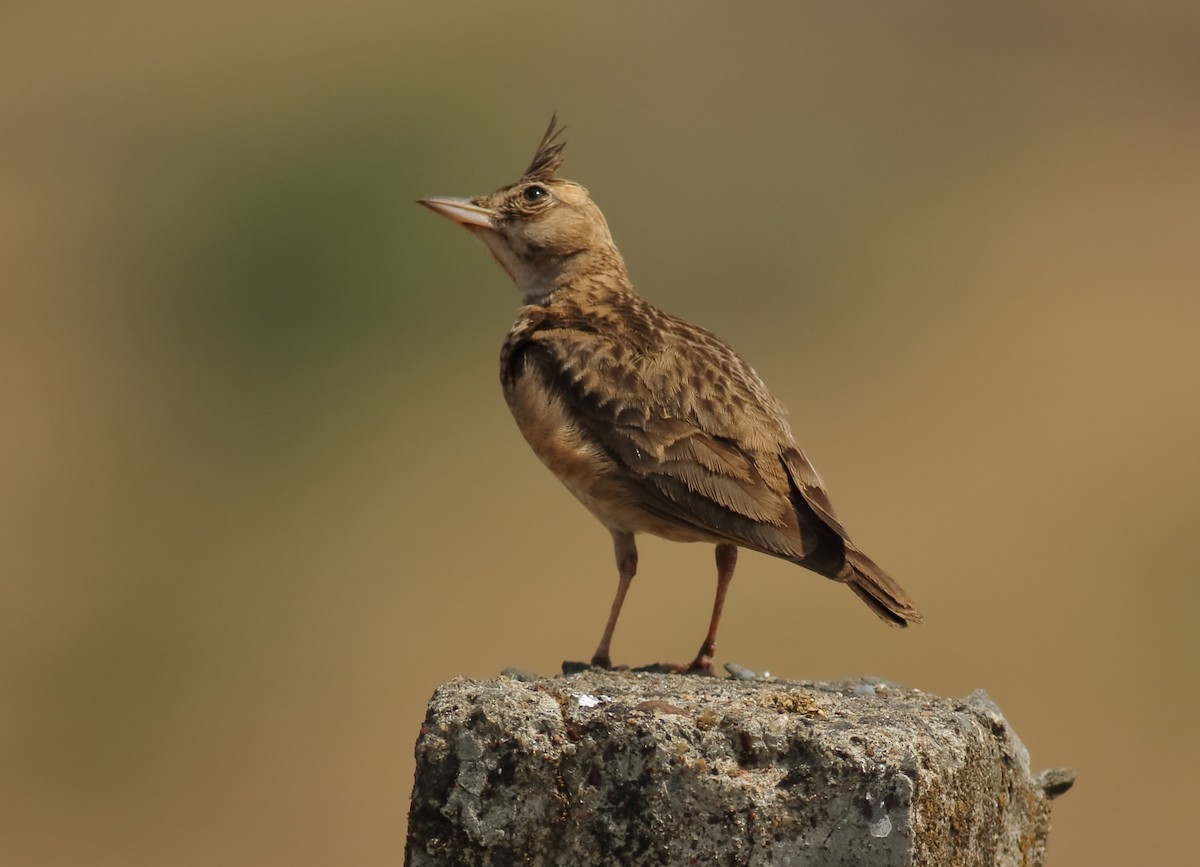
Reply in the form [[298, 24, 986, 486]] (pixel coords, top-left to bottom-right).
[[522, 184, 548, 203]]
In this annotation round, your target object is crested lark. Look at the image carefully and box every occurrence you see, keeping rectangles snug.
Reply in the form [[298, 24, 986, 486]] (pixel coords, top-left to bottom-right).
[[420, 118, 922, 674]]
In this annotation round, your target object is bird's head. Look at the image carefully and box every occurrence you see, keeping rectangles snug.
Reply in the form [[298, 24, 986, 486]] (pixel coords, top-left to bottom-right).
[[420, 117, 622, 305]]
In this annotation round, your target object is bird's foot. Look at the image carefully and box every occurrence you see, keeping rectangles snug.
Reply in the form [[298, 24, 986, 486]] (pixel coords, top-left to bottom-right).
[[562, 656, 629, 675], [663, 639, 719, 676], [565, 652, 713, 676], [659, 653, 716, 677]]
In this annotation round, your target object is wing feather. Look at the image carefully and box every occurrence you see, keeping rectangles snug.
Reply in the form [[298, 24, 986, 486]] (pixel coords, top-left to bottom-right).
[[503, 299, 836, 561]]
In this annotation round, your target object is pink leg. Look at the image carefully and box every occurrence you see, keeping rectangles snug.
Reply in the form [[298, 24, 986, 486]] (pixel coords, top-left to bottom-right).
[[591, 531, 637, 669], [682, 543, 738, 675]]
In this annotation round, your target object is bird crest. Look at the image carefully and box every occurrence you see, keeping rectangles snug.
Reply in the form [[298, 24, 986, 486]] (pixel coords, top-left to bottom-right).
[[522, 115, 567, 181]]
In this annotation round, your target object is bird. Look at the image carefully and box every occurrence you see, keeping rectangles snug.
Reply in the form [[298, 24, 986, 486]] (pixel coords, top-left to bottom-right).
[[419, 117, 922, 674]]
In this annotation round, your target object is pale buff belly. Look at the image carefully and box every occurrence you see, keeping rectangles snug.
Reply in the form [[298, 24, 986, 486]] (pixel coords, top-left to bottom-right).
[[507, 375, 718, 544]]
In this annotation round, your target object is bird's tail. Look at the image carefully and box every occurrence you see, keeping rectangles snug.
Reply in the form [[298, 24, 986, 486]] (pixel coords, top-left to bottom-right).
[[842, 545, 924, 627]]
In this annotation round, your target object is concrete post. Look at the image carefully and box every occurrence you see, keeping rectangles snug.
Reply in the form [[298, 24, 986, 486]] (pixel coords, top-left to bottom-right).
[[406, 670, 1072, 866]]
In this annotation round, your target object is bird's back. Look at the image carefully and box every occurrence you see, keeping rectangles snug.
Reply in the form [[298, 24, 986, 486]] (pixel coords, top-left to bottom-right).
[[501, 282, 848, 565]]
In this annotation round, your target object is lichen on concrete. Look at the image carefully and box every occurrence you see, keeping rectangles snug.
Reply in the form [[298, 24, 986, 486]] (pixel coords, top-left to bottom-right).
[[405, 670, 1072, 866]]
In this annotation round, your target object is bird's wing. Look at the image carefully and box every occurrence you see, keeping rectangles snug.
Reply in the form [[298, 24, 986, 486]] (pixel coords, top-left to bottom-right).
[[503, 302, 840, 562]]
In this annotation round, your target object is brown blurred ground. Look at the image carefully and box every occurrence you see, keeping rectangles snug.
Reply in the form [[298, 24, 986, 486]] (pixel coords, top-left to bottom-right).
[[2, 2, 1198, 864]]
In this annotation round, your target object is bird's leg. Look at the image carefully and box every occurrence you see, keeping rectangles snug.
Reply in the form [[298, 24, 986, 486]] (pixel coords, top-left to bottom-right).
[[679, 543, 738, 675], [590, 531, 638, 669]]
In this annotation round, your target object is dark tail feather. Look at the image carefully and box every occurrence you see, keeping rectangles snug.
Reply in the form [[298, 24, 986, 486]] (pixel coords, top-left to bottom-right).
[[843, 546, 924, 627]]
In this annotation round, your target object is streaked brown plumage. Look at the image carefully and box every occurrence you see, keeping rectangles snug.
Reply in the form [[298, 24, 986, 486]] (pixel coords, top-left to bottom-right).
[[420, 117, 922, 673]]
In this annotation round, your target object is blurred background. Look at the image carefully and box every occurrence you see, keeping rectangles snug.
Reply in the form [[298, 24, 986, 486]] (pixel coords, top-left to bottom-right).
[[3, 1, 1198, 864]]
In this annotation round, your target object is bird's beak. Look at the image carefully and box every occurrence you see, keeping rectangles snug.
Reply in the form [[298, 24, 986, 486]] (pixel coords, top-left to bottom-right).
[[418, 197, 498, 230]]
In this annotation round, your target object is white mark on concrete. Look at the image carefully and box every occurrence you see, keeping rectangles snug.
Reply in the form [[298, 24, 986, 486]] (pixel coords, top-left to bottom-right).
[[572, 692, 612, 708]]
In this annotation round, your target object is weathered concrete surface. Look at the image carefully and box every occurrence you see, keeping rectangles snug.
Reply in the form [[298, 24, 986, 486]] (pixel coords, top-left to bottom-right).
[[405, 670, 1072, 866]]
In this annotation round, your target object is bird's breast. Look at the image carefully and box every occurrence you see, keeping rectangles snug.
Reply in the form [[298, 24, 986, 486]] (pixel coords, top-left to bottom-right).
[[503, 361, 713, 543]]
